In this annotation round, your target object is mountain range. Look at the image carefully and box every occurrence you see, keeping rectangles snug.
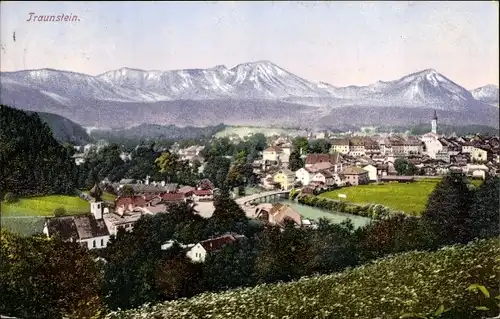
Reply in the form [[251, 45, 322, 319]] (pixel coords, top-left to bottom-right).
[[1, 61, 498, 128]]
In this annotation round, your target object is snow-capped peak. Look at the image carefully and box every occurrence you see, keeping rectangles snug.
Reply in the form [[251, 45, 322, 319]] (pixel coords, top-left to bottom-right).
[[470, 84, 499, 106]]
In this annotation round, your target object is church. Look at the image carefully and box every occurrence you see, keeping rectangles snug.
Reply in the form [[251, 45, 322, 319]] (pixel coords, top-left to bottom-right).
[[421, 110, 446, 159], [43, 184, 111, 249]]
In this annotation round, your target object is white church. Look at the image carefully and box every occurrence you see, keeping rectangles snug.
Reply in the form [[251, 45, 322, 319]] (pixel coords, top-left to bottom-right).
[[421, 110, 448, 160]]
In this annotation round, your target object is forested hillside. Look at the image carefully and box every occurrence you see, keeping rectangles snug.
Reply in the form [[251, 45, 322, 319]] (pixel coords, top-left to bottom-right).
[[32, 111, 93, 145], [0, 105, 78, 197]]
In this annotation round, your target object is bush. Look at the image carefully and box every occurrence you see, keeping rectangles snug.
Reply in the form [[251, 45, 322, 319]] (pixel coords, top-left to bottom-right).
[[53, 207, 66, 217], [3, 192, 18, 203]]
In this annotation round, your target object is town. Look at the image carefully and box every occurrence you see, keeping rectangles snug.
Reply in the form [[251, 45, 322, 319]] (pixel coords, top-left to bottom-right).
[[1, 1, 499, 318], [44, 111, 500, 255]]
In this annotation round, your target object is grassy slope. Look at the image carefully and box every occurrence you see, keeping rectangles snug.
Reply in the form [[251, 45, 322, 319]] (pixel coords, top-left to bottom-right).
[[320, 179, 483, 215], [105, 238, 500, 319]]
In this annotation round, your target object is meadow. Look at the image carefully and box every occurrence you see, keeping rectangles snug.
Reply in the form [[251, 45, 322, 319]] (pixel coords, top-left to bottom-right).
[[105, 238, 500, 319], [0, 195, 90, 236], [320, 178, 483, 215], [0, 195, 89, 217]]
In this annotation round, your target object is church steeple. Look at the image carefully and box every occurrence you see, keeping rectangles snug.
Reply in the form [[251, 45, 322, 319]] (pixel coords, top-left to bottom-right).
[[89, 183, 103, 202], [431, 110, 438, 134]]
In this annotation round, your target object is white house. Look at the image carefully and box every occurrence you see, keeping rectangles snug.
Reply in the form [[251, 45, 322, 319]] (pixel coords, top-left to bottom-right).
[[295, 167, 314, 186], [311, 170, 342, 186], [263, 146, 280, 162], [186, 234, 244, 263], [362, 164, 378, 181], [466, 164, 489, 179]]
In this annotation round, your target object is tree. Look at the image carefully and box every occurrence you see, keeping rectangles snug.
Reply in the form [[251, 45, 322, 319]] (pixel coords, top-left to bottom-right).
[[53, 207, 66, 217], [292, 136, 309, 154], [3, 192, 17, 203], [357, 215, 437, 262], [203, 240, 257, 291], [117, 185, 134, 197], [394, 158, 417, 176], [467, 176, 500, 239], [198, 178, 214, 190], [423, 172, 474, 245], [308, 139, 331, 154], [155, 255, 203, 300], [155, 151, 179, 182], [0, 230, 102, 318], [203, 156, 231, 188], [289, 150, 304, 171]]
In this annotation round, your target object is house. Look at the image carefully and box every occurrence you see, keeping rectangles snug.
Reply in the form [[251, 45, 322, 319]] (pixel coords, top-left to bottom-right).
[[43, 184, 110, 249], [472, 147, 491, 163], [273, 169, 296, 190], [161, 192, 186, 204], [263, 146, 281, 162], [466, 164, 489, 179], [192, 189, 213, 202], [348, 138, 366, 157], [295, 167, 315, 186], [72, 153, 86, 166], [255, 203, 302, 228], [305, 153, 342, 170], [186, 234, 245, 263], [311, 170, 342, 186], [362, 164, 378, 181], [340, 166, 369, 186], [330, 139, 350, 154]]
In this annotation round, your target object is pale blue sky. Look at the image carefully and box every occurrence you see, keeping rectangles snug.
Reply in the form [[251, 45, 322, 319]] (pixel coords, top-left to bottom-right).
[[0, 1, 498, 88]]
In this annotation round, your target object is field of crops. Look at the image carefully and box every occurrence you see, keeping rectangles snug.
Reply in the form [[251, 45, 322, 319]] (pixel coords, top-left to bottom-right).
[[0, 216, 46, 236], [105, 238, 500, 319], [320, 178, 483, 215]]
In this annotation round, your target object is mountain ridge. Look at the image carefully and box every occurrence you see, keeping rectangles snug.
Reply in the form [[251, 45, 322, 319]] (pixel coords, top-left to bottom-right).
[[1, 61, 498, 128]]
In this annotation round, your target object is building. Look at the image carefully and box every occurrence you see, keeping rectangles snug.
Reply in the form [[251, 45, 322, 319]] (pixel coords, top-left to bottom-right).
[[305, 153, 342, 170], [431, 110, 438, 134], [192, 189, 213, 201], [362, 164, 378, 181], [311, 170, 341, 186], [329, 139, 350, 154], [43, 184, 110, 249], [254, 203, 302, 228], [472, 147, 490, 163], [273, 169, 296, 190], [295, 167, 315, 186], [186, 234, 245, 263], [262, 146, 281, 162], [340, 166, 369, 186]]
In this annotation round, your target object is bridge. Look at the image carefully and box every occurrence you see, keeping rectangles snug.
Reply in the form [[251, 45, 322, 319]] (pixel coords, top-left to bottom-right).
[[235, 190, 291, 206]]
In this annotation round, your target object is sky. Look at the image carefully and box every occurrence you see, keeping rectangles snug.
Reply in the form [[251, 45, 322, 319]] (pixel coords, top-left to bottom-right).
[[0, 1, 498, 89]]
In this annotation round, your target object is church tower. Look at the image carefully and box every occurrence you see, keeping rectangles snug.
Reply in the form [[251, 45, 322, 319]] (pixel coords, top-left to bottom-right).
[[431, 110, 438, 134], [89, 183, 104, 220]]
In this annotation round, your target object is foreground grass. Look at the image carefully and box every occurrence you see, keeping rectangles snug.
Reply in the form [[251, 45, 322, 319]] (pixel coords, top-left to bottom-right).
[[320, 179, 482, 215], [0, 195, 89, 217], [106, 238, 500, 319]]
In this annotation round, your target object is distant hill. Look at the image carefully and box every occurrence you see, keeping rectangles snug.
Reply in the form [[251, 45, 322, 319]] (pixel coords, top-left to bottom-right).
[[375, 123, 499, 136], [27, 111, 92, 145], [89, 123, 226, 143]]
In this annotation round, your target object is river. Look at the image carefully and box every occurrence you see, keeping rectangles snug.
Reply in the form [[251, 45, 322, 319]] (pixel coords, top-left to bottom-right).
[[271, 199, 371, 229]]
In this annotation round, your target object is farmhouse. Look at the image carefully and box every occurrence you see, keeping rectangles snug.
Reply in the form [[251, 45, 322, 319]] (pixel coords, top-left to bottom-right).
[[186, 234, 246, 263]]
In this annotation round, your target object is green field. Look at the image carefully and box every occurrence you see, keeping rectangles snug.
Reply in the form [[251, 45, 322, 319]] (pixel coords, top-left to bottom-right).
[[320, 179, 483, 215], [0, 195, 89, 217]]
